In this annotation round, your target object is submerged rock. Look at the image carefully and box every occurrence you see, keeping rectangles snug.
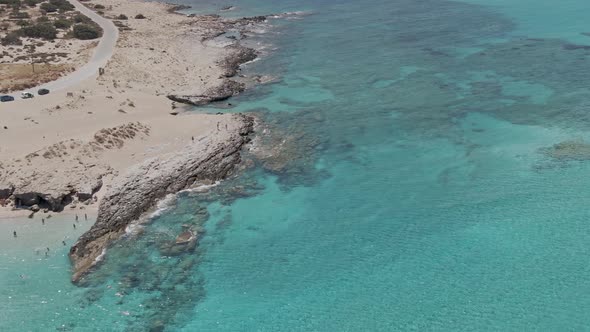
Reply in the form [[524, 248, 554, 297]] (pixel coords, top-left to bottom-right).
[[540, 140, 590, 161]]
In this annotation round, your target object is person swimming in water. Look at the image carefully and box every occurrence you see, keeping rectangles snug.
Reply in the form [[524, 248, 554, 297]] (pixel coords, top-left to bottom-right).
[[13, 231, 17, 237]]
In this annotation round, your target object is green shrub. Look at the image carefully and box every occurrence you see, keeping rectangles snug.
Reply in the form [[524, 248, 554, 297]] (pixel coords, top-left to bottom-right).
[[1, 32, 22, 46], [73, 13, 91, 23], [116, 14, 127, 19], [21, 23, 58, 39], [49, 0, 74, 12], [36, 15, 50, 22], [134, 13, 145, 19], [0, 0, 20, 5], [15, 19, 30, 26], [72, 23, 100, 39], [9, 11, 29, 18], [53, 18, 72, 29], [40, 2, 58, 12], [94, 4, 104, 9], [24, 0, 40, 6]]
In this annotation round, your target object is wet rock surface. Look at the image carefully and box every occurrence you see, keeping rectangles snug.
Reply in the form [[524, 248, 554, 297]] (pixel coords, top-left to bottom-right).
[[220, 45, 258, 78], [167, 79, 245, 106], [69, 114, 255, 283]]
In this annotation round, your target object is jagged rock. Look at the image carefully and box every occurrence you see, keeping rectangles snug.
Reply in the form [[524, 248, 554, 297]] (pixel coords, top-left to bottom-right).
[[219, 45, 257, 78], [0, 183, 14, 199], [167, 80, 244, 106], [0, 124, 147, 212], [76, 178, 103, 202], [14, 190, 70, 209], [69, 114, 255, 283]]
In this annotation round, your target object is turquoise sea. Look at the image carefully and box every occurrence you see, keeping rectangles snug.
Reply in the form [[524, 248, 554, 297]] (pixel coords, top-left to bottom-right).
[[3, 0, 590, 330]]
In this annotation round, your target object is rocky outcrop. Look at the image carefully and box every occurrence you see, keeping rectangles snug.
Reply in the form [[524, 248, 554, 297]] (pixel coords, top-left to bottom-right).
[[69, 114, 255, 283], [0, 183, 14, 199], [0, 123, 148, 212], [166, 45, 255, 106], [167, 79, 245, 106], [219, 45, 258, 78], [8, 174, 104, 211]]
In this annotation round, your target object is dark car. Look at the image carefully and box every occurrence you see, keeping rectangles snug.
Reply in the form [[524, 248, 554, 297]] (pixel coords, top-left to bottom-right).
[[38, 88, 50, 95], [0, 95, 14, 102]]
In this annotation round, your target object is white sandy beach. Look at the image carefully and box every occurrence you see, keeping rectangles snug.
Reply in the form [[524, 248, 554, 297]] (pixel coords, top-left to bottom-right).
[[0, 0, 253, 219]]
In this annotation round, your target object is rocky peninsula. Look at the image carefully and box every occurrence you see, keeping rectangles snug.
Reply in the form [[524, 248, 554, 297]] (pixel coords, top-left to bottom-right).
[[70, 114, 254, 283]]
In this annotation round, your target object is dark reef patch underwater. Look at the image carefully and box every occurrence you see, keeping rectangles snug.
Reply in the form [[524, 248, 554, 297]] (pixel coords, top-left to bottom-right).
[[4, 0, 590, 330]]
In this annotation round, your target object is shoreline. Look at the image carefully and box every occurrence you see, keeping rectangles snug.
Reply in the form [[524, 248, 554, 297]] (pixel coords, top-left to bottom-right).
[[0, 0, 274, 216], [0, 0, 292, 283]]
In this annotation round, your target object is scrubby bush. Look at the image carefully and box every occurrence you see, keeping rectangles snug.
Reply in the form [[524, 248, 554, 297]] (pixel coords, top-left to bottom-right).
[[40, 2, 58, 12], [72, 23, 100, 39], [36, 15, 50, 22], [73, 13, 91, 23], [15, 19, 30, 26], [24, 0, 41, 6], [0, 0, 20, 5], [94, 4, 104, 9], [134, 13, 145, 19], [49, 0, 74, 12], [53, 18, 72, 29], [9, 11, 29, 19], [21, 23, 58, 39], [116, 14, 127, 20], [1, 32, 22, 46]]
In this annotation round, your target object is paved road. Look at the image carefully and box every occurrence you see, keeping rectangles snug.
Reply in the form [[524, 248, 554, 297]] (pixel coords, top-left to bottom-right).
[[12, 0, 118, 97]]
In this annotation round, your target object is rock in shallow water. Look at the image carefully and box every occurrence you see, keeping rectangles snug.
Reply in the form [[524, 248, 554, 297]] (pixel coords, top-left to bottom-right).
[[167, 79, 245, 106], [69, 114, 255, 283]]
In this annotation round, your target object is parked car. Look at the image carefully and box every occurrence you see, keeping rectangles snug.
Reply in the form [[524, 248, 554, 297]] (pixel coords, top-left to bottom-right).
[[0, 95, 14, 102], [21, 92, 34, 99], [38, 88, 50, 95]]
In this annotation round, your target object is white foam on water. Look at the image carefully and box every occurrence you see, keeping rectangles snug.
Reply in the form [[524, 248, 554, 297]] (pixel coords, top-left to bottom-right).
[[94, 248, 107, 264]]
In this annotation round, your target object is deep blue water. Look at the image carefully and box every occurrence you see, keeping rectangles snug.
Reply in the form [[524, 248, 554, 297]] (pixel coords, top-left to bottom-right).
[[3, 0, 590, 330]]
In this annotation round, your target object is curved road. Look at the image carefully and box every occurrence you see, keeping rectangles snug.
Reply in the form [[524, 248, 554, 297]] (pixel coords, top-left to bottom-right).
[[13, 0, 118, 96]]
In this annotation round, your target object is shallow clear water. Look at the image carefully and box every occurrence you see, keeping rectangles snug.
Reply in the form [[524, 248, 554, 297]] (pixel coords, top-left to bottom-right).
[[3, 0, 590, 330]]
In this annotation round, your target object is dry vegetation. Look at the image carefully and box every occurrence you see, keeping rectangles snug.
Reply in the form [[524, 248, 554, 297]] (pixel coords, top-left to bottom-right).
[[0, 0, 101, 92], [0, 62, 73, 92]]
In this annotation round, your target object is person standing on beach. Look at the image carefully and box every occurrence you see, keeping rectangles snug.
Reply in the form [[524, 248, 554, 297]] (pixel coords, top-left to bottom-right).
[[13, 231, 17, 237], [42, 218, 45, 225], [85, 214, 87, 221], [75, 214, 79, 222]]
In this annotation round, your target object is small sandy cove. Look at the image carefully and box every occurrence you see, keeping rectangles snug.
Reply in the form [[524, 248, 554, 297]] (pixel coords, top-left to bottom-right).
[[0, 0, 245, 218]]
